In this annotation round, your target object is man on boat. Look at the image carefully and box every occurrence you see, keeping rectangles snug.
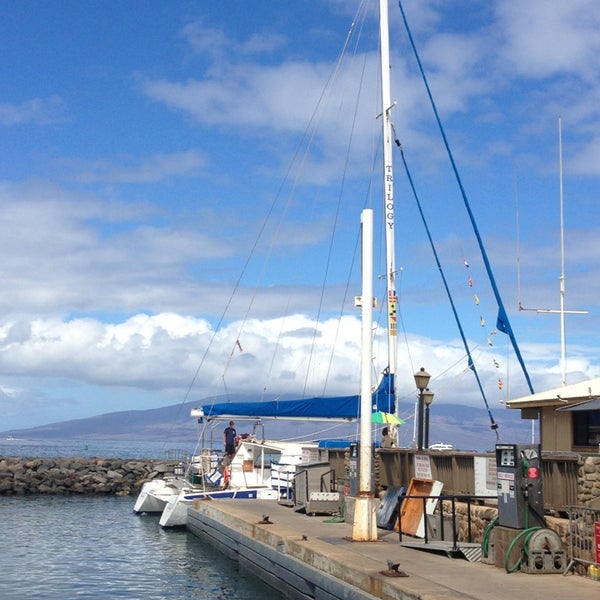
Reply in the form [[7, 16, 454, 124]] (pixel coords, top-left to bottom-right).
[[223, 421, 237, 460]]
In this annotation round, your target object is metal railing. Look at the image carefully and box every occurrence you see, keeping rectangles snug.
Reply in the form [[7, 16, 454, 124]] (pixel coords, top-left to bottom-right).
[[396, 493, 496, 549], [565, 505, 600, 575]]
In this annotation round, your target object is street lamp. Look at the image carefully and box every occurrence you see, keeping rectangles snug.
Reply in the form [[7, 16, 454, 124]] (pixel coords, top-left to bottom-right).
[[423, 388, 435, 450], [413, 368, 431, 450]]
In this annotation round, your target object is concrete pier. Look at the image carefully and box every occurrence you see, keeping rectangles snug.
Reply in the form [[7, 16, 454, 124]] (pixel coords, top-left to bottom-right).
[[187, 498, 598, 600]]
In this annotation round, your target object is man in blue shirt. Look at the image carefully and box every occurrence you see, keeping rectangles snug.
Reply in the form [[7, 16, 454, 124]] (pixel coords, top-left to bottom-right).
[[223, 421, 237, 459]]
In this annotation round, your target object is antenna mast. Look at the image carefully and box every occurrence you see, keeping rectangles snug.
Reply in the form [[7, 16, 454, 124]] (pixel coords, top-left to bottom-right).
[[518, 117, 587, 385]]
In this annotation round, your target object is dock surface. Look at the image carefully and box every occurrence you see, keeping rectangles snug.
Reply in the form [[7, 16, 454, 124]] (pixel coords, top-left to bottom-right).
[[187, 498, 598, 600]]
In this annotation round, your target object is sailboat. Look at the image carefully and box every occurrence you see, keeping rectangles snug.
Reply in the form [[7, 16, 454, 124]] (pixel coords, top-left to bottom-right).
[[134, 0, 532, 528], [134, 373, 396, 527], [133, 0, 399, 528]]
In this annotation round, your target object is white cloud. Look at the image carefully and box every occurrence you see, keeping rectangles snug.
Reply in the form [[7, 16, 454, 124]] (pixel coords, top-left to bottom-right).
[[71, 149, 207, 183], [0, 309, 597, 429], [140, 60, 332, 134], [0, 96, 68, 126], [495, 0, 600, 80], [0, 181, 237, 318]]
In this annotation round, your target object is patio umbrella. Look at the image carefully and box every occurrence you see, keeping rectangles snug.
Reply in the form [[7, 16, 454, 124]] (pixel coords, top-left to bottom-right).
[[371, 411, 404, 425]]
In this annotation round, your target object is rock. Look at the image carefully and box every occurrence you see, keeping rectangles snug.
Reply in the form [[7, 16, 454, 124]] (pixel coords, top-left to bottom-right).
[[0, 457, 171, 496]]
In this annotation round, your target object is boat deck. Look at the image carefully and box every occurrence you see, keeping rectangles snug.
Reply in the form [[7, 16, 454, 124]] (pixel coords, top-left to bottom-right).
[[187, 498, 598, 600]]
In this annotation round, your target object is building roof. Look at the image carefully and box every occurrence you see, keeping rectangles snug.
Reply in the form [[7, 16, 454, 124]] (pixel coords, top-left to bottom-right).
[[505, 377, 600, 409], [556, 397, 600, 412]]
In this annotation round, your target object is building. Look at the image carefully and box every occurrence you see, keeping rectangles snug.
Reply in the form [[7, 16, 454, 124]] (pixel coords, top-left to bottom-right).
[[505, 377, 600, 452]]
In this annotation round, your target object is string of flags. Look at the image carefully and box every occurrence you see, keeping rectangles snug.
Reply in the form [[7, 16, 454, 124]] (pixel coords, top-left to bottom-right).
[[464, 257, 504, 392]]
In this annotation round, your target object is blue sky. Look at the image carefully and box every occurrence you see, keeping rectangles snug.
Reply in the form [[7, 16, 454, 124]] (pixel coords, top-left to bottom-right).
[[1, 0, 599, 439]]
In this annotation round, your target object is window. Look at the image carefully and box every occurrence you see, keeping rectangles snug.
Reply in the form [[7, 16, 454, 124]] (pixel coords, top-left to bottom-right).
[[573, 411, 600, 446]]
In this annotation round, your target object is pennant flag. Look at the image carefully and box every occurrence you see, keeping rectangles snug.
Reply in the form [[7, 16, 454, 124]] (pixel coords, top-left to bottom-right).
[[474, 294, 480, 305], [498, 379, 503, 390], [468, 276, 473, 287], [487, 337, 493, 346], [480, 316, 485, 327], [493, 359, 500, 368], [464, 259, 469, 268]]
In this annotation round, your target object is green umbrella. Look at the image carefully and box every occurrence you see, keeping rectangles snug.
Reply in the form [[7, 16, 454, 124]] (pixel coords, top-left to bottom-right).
[[370, 411, 404, 425]]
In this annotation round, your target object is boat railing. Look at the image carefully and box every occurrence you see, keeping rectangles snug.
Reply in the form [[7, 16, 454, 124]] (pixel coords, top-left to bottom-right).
[[164, 448, 190, 462], [270, 464, 295, 503], [188, 448, 224, 486]]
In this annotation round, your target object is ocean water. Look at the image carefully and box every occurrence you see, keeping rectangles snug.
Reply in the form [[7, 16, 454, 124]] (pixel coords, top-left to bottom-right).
[[0, 440, 285, 600], [0, 437, 190, 460]]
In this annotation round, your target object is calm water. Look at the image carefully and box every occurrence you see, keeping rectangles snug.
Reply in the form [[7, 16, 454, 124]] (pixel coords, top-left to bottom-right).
[[0, 440, 286, 600], [0, 438, 191, 459]]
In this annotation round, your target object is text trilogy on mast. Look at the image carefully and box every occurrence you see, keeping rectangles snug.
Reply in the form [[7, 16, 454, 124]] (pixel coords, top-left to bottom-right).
[[379, 0, 399, 424]]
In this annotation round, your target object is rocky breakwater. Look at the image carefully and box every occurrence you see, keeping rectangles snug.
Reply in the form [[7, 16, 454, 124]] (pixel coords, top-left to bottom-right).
[[0, 457, 176, 496]]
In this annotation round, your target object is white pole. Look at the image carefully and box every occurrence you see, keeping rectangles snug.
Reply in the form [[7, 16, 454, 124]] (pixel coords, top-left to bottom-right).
[[352, 209, 377, 541], [558, 116, 567, 386], [359, 208, 374, 494], [379, 0, 398, 421]]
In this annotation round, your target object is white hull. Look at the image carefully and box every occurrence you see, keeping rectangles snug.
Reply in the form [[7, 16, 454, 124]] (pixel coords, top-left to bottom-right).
[[133, 478, 186, 514], [159, 487, 279, 527], [134, 438, 323, 527]]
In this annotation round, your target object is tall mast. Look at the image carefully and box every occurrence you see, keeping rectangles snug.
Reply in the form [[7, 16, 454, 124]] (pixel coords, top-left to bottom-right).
[[518, 116, 587, 385], [379, 0, 398, 411], [558, 116, 566, 385]]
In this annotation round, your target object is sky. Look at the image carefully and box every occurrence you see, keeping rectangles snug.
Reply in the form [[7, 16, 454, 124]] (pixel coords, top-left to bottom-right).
[[0, 0, 599, 438]]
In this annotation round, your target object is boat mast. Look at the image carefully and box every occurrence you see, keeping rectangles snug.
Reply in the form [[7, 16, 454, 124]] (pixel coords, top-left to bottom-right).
[[379, 0, 398, 413]]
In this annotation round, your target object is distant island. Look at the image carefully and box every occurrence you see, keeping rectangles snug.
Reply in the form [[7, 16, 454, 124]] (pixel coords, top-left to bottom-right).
[[1, 397, 534, 452]]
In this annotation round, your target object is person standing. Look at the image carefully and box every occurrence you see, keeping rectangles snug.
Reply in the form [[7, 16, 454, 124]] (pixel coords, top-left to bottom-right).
[[381, 427, 393, 448], [223, 421, 237, 459]]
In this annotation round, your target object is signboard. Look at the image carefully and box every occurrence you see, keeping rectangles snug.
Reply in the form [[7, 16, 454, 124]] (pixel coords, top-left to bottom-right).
[[595, 521, 600, 564], [474, 456, 497, 497], [414, 454, 432, 480]]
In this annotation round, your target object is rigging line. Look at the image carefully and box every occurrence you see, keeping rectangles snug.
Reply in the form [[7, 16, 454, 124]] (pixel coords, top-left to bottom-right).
[[395, 267, 416, 376], [514, 166, 525, 310], [320, 221, 362, 396], [397, 144, 499, 433], [220, 2, 366, 400], [303, 10, 371, 398], [319, 8, 379, 396], [218, 6, 369, 399], [262, 299, 292, 400], [397, 0, 534, 395]]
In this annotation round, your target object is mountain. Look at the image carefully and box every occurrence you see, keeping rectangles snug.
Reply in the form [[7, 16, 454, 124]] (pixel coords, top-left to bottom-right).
[[1, 397, 533, 452]]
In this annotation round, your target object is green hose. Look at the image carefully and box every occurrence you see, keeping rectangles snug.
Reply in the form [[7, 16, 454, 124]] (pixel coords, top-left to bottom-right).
[[481, 516, 499, 558], [504, 526, 542, 573]]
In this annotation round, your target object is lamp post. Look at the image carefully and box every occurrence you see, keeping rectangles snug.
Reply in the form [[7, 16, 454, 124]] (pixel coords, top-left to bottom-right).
[[414, 368, 431, 451], [423, 388, 434, 450]]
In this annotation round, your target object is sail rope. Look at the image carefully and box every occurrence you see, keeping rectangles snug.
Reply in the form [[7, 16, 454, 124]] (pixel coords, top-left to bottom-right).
[[215, 6, 368, 408], [397, 0, 534, 396], [394, 135, 499, 435]]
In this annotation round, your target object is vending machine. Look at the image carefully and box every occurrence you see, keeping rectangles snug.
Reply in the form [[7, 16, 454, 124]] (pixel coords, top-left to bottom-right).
[[496, 443, 545, 529]]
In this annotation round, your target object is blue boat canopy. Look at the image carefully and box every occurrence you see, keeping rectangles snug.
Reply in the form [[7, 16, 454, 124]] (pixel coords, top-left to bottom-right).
[[200, 372, 395, 421]]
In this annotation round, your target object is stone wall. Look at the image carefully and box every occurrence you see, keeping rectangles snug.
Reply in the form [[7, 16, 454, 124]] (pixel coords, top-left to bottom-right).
[[0, 457, 176, 496], [578, 454, 600, 505]]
